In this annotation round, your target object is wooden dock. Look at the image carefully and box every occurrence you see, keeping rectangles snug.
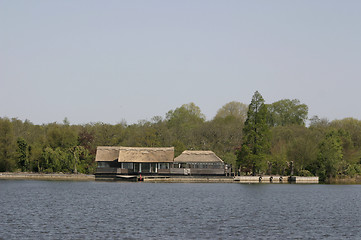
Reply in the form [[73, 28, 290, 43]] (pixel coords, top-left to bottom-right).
[[288, 176, 319, 183], [234, 175, 319, 183], [96, 175, 319, 183], [143, 176, 235, 183]]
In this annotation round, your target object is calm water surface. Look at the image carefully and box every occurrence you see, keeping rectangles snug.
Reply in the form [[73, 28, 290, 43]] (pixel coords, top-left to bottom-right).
[[1, 180, 361, 239]]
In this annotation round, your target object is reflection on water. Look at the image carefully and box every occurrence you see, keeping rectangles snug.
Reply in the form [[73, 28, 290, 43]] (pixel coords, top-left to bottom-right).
[[1, 180, 361, 239]]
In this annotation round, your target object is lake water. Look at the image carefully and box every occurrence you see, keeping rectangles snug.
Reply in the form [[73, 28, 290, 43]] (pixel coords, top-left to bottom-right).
[[1, 180, 361, 239]]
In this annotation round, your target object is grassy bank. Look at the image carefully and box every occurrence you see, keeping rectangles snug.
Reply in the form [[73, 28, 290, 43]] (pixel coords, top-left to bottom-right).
[[327, 176, 361, 184]]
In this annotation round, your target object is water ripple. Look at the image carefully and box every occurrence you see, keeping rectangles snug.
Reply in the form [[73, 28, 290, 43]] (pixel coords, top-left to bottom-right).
[[1, 181, 361, 239]]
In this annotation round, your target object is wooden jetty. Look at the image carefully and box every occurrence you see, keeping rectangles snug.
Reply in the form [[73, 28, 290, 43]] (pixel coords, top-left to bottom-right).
[[234, 175, 319, 183], [288, 176, 319, 183], [95, 175, 319, 183]]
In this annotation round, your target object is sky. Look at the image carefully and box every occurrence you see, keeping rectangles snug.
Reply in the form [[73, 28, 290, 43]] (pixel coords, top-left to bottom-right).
[[1, 0, 361, 125]]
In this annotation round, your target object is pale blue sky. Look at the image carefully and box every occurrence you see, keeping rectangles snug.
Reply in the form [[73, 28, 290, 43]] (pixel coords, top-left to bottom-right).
[[1, 0, 361, 124]]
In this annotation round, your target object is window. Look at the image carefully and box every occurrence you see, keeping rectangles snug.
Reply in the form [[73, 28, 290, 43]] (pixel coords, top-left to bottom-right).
[[134, 163, 140, 172], [142, 163, 151, 173], [150, 163, 157, 173], [97, 161, 118, 168], [97, 162, 110, 168], [123, 162, 133, 169], [159, 163, 169, 169]]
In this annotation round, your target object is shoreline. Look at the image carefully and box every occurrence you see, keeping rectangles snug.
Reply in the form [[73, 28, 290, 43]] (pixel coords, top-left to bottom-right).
[[0, 172, 95, 181], [144, 176, 235, 183], [328, 176, 361, 184], [1, 172, 360, 184]]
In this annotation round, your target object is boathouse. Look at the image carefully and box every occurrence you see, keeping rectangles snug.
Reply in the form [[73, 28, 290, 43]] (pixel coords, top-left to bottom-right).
[[171, 151, 225, 175], [95, 146, 174, 178]]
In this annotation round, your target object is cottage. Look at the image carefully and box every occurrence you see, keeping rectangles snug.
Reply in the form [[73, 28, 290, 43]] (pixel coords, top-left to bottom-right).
[[95, 146, 174, 178], [117, 147, 174, 174], [95, 146, 120, 172], [171, 150, 225, 175]]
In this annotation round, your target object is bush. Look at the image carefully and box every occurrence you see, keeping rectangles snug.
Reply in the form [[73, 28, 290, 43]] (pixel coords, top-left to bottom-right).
[[345, 164, 361, 177], [298, 169, 314, 177]]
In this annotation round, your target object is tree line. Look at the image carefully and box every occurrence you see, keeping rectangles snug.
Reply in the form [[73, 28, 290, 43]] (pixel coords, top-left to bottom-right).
[[1, 92, 361, 181]]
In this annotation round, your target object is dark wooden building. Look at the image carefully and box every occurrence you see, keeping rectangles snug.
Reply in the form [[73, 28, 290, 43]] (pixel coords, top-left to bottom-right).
[[171, 151, 225, 176], [95, 146, 174, 179], [95, 147, 225, 179]]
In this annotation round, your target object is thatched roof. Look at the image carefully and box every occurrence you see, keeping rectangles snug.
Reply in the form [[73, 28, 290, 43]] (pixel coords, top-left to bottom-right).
[[118, 147, 174, 163], [95, 146, 174, 163], [95, 146, 120, 162], [174, 151, 224, 163]]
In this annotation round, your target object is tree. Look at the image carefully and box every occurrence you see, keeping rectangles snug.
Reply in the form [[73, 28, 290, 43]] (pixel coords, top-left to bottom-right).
[[78, 127, 95, 153], [72, 146, 83, 174], [269, 140, 288, 175], [0, 118, 16, 171], [46, 123, 78, 149], [237, 91, 270, 175], [166, 102, 205, 127], [202, 116, 244, 166], [126, 121, 161, 147], [41, 147, 66, 173], [268, 99, 308, 127], [16, 137, 30, 171], [285, 126, 319, 175], [316, 130, 343, 181], [166, 103, 205, 152], [309, 115, 329, 128], [330, 118, 361, 148], [214, 101, 248, 122]]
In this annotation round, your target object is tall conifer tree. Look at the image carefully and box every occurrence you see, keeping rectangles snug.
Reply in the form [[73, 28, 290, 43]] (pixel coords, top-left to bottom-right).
[[237, 91, 270, 175]]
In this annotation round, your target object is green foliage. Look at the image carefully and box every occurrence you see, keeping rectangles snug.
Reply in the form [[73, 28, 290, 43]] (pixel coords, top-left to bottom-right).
[[131, 121, 162, 147], [28, 143, 43, 172], [214, 101, 248, 122], [200, 117, 244, 163], [344, 164, 361, 177], [165, 102, 206, 151], [237, 91, 270, 175], [16, 138, 29, 171], [298, 169, 314, 177], [316, 130, 343, 181], [172, 140, 186, 157], [330, 118, 361, 148], [166, 103, 205, 140], [270, 125, 321, 176], [0, 118, 16, 171], [222, 152, 237, 166], [75, 147, 96, 174], [268, 99, 308, 127], [91, 122, 124, 146], [46, 123, 78, 149], [269, 139, 288, 175], [41, 147, 70, 172], [2, 99, 361, 181]]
